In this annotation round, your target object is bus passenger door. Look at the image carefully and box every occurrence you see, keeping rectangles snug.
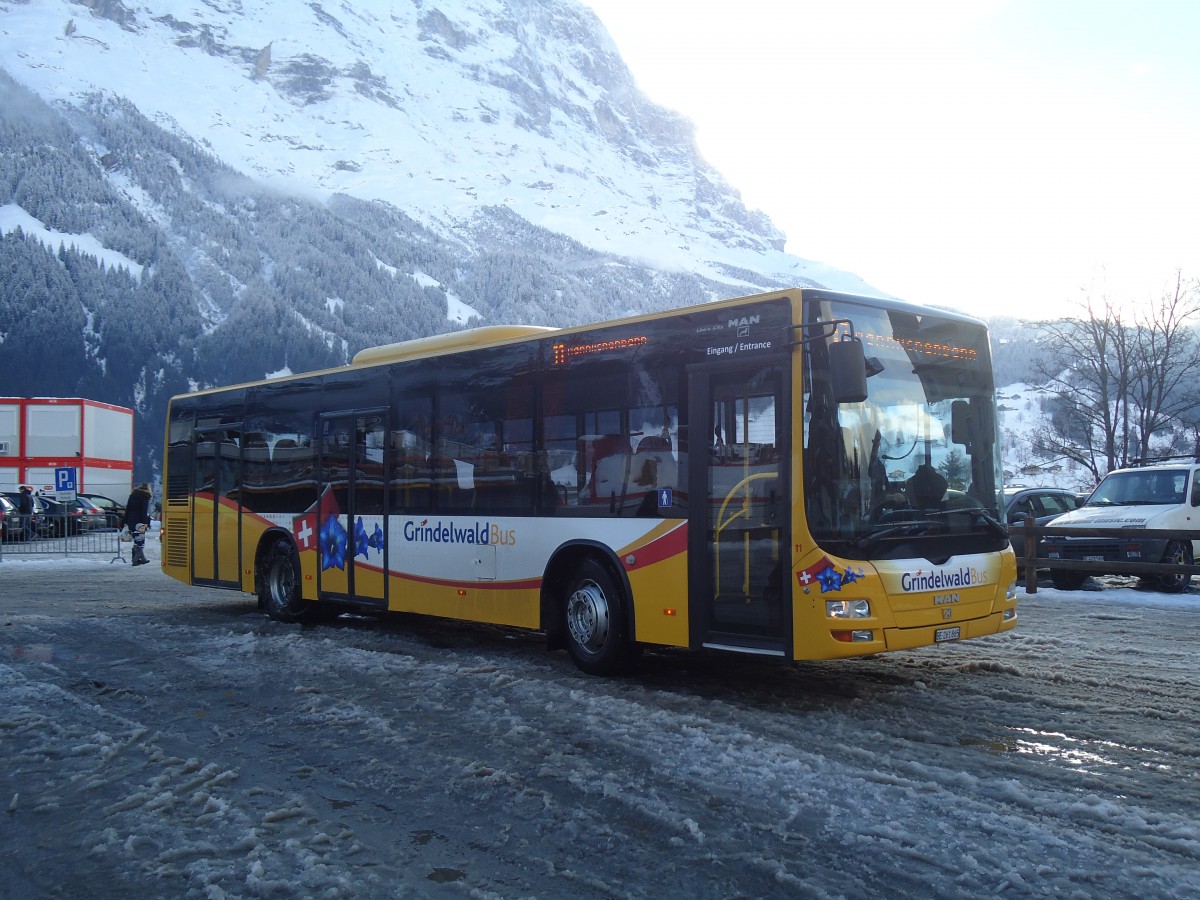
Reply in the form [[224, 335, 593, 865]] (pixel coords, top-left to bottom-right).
[[688, 366, 790, 657], [318, 411, 388, 606], [192, 425, 242, 587]]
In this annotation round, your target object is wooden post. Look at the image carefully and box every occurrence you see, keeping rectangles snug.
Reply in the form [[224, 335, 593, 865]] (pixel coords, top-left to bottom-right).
[[1023, 514, 1038, 593]]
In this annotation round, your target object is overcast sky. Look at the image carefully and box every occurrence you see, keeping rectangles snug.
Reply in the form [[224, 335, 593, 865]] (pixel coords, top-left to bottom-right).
[[583, 0, 1200, 320]]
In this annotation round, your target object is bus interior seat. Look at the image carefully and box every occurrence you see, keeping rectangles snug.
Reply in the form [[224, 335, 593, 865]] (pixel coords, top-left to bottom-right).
[[636, 435, 671, 453]]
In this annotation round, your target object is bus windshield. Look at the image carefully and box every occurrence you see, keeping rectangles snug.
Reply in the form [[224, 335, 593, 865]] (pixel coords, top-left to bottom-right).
[[803, 299, 1006, 560], [1086, 468, 1189, 506]]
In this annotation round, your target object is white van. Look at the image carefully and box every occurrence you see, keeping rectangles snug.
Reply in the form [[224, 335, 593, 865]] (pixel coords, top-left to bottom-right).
[[1041, 460, 1200, 592]]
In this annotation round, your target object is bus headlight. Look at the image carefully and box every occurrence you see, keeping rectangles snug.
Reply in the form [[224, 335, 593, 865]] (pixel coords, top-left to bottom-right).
[[1006, 581, 1017, 600], [827, 599, 870, 619]]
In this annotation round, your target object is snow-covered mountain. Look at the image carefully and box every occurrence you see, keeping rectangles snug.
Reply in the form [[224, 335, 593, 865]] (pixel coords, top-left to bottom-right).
[[1, 0, 874, 296], [2, 0, 890, 480]]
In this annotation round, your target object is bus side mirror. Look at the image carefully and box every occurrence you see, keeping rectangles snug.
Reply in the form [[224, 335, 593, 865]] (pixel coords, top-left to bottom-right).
[[952, 398, 993, 446], [951, 400, 969, 444], [829, 339, 867, 404]]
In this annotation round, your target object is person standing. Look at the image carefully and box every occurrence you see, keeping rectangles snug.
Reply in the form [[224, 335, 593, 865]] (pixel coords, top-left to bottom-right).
[[121, 483, 153, 566], [17, 485, 34, 541]]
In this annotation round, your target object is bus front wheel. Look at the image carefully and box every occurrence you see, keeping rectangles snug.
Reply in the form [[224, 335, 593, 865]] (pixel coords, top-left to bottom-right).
[[260, 539, 321, 624], [563, 559, 639, 676]]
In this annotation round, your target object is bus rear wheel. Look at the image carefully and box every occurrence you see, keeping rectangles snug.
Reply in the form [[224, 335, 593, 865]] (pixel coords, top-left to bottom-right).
[[260, 539, 322, 624], [564, 559, 639, 676]]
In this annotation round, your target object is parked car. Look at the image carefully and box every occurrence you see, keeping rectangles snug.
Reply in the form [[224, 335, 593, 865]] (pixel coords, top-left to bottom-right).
[[1040, 460, 1200, 592], [78, 492, 126, 528], [38, 494, 109, 536], [0, 494, 16, 540], [1004, 486, 1085, 575], [1002, 486, 1084, 526], [73, 495, 112, 530], [1, 491, 52, 538]]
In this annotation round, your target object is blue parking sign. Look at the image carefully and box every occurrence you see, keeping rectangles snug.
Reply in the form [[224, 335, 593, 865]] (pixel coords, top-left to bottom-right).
[[55, 467, 77, 492]]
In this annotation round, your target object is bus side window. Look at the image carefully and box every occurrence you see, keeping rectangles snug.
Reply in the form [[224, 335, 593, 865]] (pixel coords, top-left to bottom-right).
[[543, 414, 579, 509], [585, 434, 631, 509], [628, 433, 678, 516], [269, 437, 316, 513], [356, 417, 387, 515], [390, 394, 433, 513]]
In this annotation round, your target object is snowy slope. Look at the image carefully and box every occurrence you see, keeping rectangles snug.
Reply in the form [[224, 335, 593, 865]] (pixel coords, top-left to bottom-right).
[[0, 0, 878, 297], [0, 202, 145, 278], [997, 382, 1097, 492]]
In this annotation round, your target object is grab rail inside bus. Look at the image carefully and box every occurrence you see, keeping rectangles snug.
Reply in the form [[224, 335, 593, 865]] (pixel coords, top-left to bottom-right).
[[713, 472, 778, 597]]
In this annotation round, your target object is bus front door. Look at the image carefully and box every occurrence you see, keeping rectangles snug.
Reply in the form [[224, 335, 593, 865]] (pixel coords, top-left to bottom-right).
[[318, 411, 388, 606], [689, 366, 790, 657], [191, 426, 242, 587]]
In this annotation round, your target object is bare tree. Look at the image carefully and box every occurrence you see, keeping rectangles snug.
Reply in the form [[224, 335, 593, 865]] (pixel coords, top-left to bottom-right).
[[1033, 293, 1129, 481], [1033, 272, 1200, 478], [1127, 270, 1200, 462]]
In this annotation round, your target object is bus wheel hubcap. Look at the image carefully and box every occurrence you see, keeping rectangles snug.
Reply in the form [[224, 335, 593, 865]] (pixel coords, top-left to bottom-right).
[[567, 582, 610, 653], [270, 560, 293, 607]]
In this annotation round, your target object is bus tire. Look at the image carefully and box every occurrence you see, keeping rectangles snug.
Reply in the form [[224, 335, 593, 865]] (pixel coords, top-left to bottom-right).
[[563, 558, 639, 676], [260, 539, 321, 624], [1157, 541, 1193, 594]]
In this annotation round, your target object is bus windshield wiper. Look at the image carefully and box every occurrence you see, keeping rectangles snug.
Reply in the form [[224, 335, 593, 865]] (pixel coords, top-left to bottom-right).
[[925, 506, 1009, 539], [851, 518, 941, 550]]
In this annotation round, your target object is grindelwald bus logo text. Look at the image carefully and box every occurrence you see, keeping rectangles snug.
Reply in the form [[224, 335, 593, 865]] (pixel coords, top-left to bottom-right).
[[900, 566, 987, 592], [403, 519, 517, 546]]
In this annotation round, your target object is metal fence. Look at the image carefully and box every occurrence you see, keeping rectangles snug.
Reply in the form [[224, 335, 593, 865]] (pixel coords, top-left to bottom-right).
[[0, 515, 124, 561]]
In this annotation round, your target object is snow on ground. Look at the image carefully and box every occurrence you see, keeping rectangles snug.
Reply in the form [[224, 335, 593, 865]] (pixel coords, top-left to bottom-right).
[[1, 538, 1198, 897]]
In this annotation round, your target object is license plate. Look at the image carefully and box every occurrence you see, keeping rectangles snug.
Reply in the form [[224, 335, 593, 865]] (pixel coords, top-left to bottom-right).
[[1084, 554, 1104, 562], [935, 626, 961, 642]]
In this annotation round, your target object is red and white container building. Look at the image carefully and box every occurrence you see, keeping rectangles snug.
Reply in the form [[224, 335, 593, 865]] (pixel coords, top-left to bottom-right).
[[0, 398, 134, 499]]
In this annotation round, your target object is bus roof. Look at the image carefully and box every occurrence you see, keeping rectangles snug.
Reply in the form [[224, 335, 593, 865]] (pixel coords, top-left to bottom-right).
[[351, 325, 556, 366], [170, 287, 987, 400]]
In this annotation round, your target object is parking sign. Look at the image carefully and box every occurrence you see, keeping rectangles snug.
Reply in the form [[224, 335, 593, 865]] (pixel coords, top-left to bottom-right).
[[55, 467, 77, 502]]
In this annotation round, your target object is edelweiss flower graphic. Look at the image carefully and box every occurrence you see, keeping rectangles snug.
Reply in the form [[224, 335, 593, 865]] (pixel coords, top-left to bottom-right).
[[320, 514, 348, 571], [350, 518, 386, 559], [368, 522, 384, 551], [353, 516, 370, 559], [816, 565, 843, 593], [797, 556, 866, 594]]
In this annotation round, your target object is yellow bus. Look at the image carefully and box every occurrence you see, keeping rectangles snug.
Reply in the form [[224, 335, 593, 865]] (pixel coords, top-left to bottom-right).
[[162, 288, 1017, 674]]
